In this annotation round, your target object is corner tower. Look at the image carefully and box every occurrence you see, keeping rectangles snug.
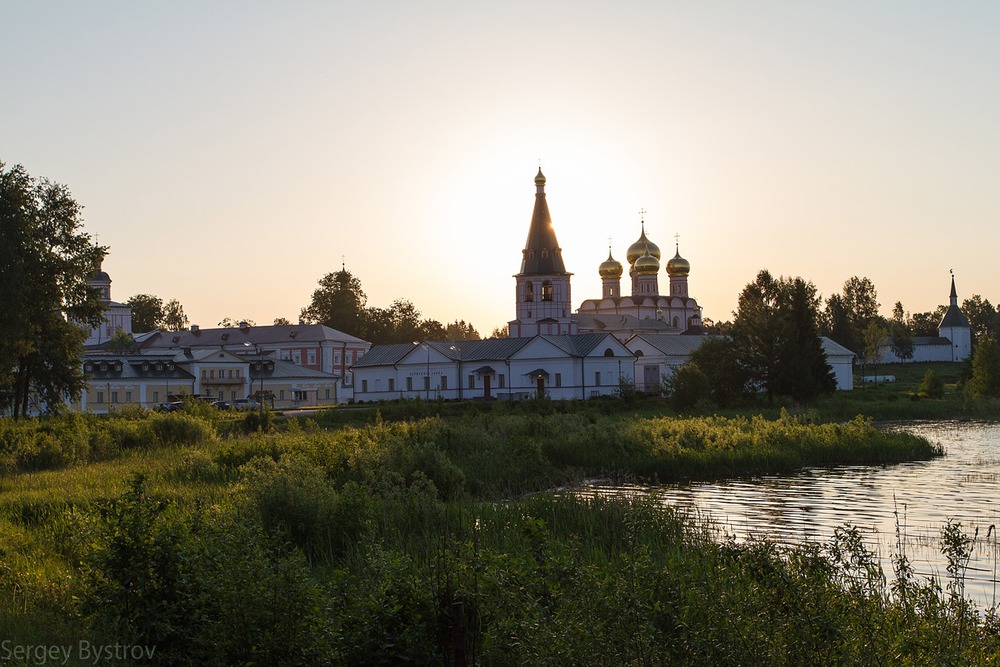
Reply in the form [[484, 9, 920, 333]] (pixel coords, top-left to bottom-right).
[[939, 272, 972, 362], [509, 169, 576, 337]]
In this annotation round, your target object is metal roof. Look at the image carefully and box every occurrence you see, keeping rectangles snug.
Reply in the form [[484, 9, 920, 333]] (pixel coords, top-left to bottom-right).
[[138, 323, 368, 351]]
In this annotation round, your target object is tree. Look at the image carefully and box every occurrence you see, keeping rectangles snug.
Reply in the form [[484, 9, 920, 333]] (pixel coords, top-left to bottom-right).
[[688, 336, 748, 407], [909, 309, 945, 337], [824, 276, 880, 355], [967, 339, 1000, 398], [889, 320, 914, 362], [218, 317, 255, 328], [0, 161, 107, 417], [300, 268, 367, 335], [962, 295, 998, 345], [860, 320, 888, 385], [489, 325, 510, 339], [662, 362, 709, 412], [273, 317, 291, 326], [107, 329, 136, 354], [162, 299, 189, 332], [732, 270, 834, 403], [126, 294, 164, 333], [444, 320, 480, 341]]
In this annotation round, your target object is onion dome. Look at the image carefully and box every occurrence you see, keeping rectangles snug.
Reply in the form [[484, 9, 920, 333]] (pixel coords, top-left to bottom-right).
[[634, 248, 659, 276], [535, 168, 546, 187], [599, 249, 623, 279], [626, 225, 660, 265], [665, 244, 690, 277]]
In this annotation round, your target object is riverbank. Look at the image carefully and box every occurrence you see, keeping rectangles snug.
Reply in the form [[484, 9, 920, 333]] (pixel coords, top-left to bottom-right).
[[3, 406, 996, 664]]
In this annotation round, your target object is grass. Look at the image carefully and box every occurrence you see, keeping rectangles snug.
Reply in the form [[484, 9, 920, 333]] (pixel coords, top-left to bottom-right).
[[0, 390, 995, 664]]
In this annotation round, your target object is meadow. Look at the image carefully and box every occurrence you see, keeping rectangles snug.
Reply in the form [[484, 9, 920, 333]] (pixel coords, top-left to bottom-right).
[[1, 377, 998, 665]]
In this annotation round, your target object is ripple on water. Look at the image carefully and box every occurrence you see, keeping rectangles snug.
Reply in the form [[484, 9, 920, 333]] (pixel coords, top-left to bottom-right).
[[585, 422, 1000, 611]]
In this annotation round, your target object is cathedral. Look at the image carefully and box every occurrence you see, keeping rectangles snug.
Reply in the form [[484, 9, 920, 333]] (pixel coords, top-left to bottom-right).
[[508, 169, 703, 340]]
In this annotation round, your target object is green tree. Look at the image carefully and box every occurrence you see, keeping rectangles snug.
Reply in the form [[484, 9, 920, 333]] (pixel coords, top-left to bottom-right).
[[824, 276, 879, 355], [444, 320, 480, 341], [732, 271, 834, 403], [962, 295, 998, 345], [218, 317, 255, 328], [889, 320, 914, 361], [126, 294, 165, 333], [162, 299, 189, 332], [861, 320, 888, 385], [0, 161, 107, 417], [300, 268, 367, 335], [967, 339, 1000, 398], [909, 309, 945, 337], [689, 336, 748, 407], [273, 317, 291, 326], [919, 369, 945, 398], [107, 328, 136, 354], [662, 362, 709, 412]]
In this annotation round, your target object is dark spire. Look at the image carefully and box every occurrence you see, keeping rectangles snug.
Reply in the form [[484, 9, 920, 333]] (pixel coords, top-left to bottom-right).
[[518, 168, 568, 276]]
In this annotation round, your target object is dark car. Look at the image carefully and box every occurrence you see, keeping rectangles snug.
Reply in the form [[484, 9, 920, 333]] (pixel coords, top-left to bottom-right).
[[210, 400, 232, 410], [158, 401, 184, 412]]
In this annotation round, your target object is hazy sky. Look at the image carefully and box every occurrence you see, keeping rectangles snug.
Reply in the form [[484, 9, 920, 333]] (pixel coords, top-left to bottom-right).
[[4, 1, 997, 335]]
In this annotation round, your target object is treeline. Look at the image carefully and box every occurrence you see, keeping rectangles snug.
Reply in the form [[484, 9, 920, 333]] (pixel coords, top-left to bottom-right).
[[297, 267, 481, 344]]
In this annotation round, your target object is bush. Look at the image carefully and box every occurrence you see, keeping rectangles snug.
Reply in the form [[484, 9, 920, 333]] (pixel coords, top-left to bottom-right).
[[919, 370, 945, 398]]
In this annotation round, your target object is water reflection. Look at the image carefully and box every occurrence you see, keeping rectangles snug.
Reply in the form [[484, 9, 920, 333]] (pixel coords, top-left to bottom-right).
[[583, 421, 1000, 610]]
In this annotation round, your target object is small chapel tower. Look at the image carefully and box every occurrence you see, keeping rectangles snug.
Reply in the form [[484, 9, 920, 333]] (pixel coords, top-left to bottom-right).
[[509, 169, 577, 337], [939, 272, 972, 362]]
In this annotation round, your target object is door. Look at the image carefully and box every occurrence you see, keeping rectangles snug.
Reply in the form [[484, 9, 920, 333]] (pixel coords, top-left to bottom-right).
[[483, 374, 492, 399], [643, 365, 660, 394]]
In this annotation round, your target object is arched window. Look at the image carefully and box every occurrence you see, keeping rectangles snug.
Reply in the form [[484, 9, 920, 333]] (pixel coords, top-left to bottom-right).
[[672, 316, 679, 328], [542, 281, 553, 301], [603, 348, 615, 357], [525, 283, 534, 302]]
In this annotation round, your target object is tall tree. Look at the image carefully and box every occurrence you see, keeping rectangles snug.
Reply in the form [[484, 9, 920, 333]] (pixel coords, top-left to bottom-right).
[[909, 309, 945, 337], [968, 339, 1000, 398], [162, 299, 189, 332], [962, 295, 998, 345], [126, 294, 164, 333], [825, 276, 880, 354], [0, 161, 107, 417], [689, 336, 749, 407], [732, 270, 833, 403], [300, 268, 367, 335]]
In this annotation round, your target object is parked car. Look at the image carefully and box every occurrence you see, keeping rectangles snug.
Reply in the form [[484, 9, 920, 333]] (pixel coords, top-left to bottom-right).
[[210, 400, 232, 410], [158, 401, 184, 412], [233, 398, 260, 411]]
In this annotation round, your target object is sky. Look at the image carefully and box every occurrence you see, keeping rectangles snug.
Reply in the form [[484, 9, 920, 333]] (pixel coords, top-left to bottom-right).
[[4, 1, 998, 335]]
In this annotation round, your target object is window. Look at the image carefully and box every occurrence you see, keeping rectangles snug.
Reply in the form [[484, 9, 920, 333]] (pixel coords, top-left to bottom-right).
[[388, 378, 395, 392], [334, 353, 341, 364], [292, 351, 301, 365], [498, 374, 505, 388], [307, 350, 316, 365], [407, 377, 413, 391], [125, 391, 132, 402], [209, 370, 215, 379], [423, 376, 430, 391], [555, 373, 562, 388], [293, 390, 307, 401], [279, 390, 285, 400], [542, 281, 553, 301], [325, 389, 331, 399], [232, 391, 237, 400], [111, 392, 118, 404], [595, 372, 602, 386], [441, 376, 448, 390], [153, 392, 159, 403], [97, 391, 104, 404], [362, 380, 368, 393], [467, 375, 474, 389], [525, 283, 534, 302]]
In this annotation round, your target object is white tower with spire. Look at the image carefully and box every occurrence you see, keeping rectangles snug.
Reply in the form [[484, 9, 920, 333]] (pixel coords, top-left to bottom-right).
[[939, 272, 972, 362], [509, 169, 577, 337]]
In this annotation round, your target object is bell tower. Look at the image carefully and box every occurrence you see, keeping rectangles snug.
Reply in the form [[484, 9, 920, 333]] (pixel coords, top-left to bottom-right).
[[509, 169, 576, 337]]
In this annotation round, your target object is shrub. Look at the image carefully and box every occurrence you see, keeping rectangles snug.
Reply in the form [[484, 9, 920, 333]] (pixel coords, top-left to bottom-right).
[[919, 370, 945, 398]]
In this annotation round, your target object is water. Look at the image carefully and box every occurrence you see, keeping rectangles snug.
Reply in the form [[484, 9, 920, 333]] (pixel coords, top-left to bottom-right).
[[583, 421, 1000, 610]]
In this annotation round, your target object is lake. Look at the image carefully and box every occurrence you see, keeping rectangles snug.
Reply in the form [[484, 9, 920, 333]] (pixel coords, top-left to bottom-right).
[[583, 421, 1000, 610]]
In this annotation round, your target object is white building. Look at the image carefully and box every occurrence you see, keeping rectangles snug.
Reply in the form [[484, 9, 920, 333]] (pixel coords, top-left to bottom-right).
[[81, 262, 133, 346], [352, 334, 635, 402], [880, 275, 972, 363]]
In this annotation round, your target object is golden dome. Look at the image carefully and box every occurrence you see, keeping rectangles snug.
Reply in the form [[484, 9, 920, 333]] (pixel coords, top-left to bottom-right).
[[534, 168, 546, 187], [626, 227, 660, 265], [599, 250, 623, 279], [634, 248, 659, 276], [666, 247, 690, 277]]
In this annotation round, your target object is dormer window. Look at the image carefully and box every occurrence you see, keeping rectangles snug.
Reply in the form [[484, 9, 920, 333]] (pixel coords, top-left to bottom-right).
[[99, 363, 107, 372], [156, 364, 163, 371], [541, 249, 549, 259], [84, 363, 93, 372]]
